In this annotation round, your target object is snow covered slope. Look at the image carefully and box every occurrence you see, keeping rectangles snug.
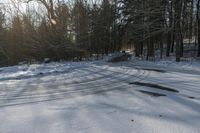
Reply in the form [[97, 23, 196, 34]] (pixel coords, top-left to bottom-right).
[[0, 60, 200, 133]]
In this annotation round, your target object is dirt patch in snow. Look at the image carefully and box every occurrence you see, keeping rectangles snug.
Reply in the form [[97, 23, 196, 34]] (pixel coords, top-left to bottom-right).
[[187, 96, 196, 99], [141, 68, 166, 73], [138, 90, 166, 97], [130, 82, 179, 93]]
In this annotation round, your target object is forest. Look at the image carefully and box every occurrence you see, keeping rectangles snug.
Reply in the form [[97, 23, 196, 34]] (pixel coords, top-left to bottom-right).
[[0, 0, 199, 66]]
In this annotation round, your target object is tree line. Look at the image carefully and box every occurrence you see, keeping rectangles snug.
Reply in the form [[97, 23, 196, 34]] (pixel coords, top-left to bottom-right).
[[0, 0, 199, 66], [121, 0, 200, 61]]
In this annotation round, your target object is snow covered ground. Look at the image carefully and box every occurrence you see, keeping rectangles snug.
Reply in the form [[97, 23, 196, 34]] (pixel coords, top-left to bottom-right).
[[0, 59, 200, 133]]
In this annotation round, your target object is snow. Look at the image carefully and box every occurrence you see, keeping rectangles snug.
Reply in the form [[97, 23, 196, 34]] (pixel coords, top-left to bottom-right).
[[0, 59, 200, 133]]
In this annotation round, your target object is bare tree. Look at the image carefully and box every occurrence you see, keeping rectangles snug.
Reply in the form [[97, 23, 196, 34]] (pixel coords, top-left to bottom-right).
[[25, 0, 57, 28]]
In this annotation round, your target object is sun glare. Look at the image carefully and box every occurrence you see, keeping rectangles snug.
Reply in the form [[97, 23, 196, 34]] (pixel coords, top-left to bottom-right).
[[51, 19, 57, 25]]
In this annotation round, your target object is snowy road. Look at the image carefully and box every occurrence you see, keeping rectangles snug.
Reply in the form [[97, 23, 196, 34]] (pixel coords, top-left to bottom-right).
[[0, 61, 200, 133]]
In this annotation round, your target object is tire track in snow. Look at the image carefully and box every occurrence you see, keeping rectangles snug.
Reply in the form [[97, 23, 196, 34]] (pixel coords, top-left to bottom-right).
[[0, 63, 151, 107]]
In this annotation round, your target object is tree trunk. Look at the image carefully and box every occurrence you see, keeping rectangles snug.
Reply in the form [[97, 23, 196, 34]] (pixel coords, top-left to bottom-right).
[[171, 31, 175, 53], [189, 0, 194, 46], [167, 0, 173, 56], [197, 0, 200, 57], [198, 20, 200, 56], [180, 33, 184, 57], [146, 38, 155, 61], [140, 42, 143, 56], [176, 33, 181, 62], [174, 0, 182, 62], [135, 43, 140, 57], [166, 32, 171, 57], [180, 0, 187, 58], [160, 41, 163, 59]]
